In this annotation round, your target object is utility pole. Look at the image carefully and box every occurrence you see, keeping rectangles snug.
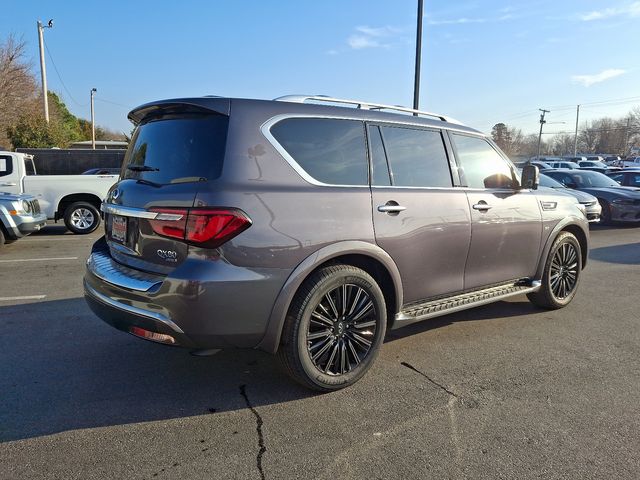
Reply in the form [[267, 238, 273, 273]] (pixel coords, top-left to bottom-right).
[[90, 88, 97, 149], [412, 0, 424, 114], [37, 19, 53, 123], [623, 117, 631, 157], [537, 109, 550, 159], [573, 104, 580, 156]]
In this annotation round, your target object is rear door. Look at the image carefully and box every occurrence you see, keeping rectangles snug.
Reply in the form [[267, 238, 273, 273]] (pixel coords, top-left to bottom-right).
[[103, 108, 229, 274], [369, 124, 471, 304], [449, 133, 542, 289]]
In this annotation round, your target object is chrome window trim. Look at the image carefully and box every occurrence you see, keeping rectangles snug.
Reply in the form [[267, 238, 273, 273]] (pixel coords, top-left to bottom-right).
[[261, 113, 481, 188]]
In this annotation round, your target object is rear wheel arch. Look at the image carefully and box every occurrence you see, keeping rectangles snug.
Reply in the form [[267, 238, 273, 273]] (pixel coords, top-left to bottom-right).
[[57, 193, 102, 220], [256, 242, 403, 354]]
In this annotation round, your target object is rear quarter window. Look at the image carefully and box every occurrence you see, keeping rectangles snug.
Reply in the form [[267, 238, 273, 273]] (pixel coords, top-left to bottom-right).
[[270, 118, 368, 185]]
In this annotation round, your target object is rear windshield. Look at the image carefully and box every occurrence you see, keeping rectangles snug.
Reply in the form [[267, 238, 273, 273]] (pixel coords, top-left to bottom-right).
[[123, 114, 228, 184]]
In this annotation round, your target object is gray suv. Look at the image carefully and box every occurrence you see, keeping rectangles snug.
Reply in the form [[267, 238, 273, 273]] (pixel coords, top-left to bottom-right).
[[84, 95, 589, 391]]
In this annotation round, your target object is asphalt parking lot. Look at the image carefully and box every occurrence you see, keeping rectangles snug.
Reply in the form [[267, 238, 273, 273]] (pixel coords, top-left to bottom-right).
[[1, 222, 639, 479]]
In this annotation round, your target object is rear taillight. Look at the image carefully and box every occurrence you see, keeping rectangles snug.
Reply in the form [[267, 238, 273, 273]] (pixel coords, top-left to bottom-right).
[[148, 207, 252, 248]]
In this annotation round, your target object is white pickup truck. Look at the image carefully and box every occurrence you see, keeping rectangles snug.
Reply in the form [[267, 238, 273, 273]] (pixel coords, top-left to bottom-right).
[[0, 151, 119, 234]]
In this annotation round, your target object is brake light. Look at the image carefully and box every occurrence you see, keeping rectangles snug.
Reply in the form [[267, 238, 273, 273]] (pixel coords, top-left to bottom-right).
[[130, 326, 175, 344], [148, 207, 252, 248]]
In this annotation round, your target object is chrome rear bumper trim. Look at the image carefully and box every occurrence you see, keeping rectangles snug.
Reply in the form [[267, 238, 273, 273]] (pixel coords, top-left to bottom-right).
[[84, 280, 184, 334], [87, 249, 162, 292]]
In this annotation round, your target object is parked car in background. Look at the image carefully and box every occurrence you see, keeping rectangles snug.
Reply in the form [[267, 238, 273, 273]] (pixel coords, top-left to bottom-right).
[[548, 161, 581, 169], [539, 173, 602, 222], [84, 94, 589, 391], [577, 160, 620, 174], [0, 192, 47, 247], [82, 168, 121, 175], [563, 156, 587, 163], [620, 157, 640, 168], [604, 156, 621, 166], [545, 169, 640, 224], [0, 151, 118, 234], [607, 169, 640, 188], [514, 160, 552, 171]]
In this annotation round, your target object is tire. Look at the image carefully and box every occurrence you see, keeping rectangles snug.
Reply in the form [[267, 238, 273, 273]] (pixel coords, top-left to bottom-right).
[[277, 264, 387, 391], [0, 227, 5, 248], [598, 199, 612, 225], [527, 232, 582, 310], [64, 202, 100, 234]]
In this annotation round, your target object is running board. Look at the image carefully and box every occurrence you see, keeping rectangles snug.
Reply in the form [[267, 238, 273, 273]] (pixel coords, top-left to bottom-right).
[[393, 280, 541, 328]]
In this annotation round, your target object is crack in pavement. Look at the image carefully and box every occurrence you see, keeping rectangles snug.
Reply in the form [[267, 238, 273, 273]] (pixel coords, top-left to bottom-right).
[[400, 361, 458, 398], [240, 384, 267, 480]]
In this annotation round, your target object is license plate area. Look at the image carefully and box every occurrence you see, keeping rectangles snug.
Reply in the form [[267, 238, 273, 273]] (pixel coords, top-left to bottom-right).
[[111, 215, 128, 244]]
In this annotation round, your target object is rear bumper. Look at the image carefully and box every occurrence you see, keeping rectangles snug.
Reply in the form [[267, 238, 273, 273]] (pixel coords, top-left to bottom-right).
[[84, 237, 290, 349]]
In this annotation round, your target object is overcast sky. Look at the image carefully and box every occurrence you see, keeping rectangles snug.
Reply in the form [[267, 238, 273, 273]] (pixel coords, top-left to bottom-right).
[[4, 0, 639, 135]]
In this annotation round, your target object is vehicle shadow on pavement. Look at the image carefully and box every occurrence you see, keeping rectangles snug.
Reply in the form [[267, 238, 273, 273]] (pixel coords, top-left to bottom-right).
[[0, 298, 313, 443], [385, 299, 539, 342], [30, 225, 74, 236], [589, 242, 640, 265]]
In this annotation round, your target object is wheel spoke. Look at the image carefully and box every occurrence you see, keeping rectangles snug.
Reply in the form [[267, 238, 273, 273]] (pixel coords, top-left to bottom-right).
[[308, 329, 331, 341], [351, 299, 373, 322], [340, 341, 347, 374], [312, 337, 334, 361], [353, 319, 376, 329], [311, 311, 334, 327], [347, 287, 363, 316], [346, 338, 361, 366], [324, 342, 339, 373], [325, 292, 339, 319]]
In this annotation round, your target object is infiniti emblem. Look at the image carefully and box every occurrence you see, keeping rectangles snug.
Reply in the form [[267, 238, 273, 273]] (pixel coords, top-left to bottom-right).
[[112, 188, 120, 200]]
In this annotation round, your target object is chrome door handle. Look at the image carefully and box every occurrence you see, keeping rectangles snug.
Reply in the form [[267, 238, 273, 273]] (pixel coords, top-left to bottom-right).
[[472, 203, 493, 211], [378, 204, 407, 213], [0, 182, 16, 186]]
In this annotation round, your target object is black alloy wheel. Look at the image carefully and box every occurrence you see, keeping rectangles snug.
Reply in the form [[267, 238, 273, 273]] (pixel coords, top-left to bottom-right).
[[278, 265, 387, 391]]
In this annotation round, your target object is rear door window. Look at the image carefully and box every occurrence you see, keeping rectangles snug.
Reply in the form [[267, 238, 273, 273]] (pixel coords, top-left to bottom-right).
[[378, 126, 452, 187], [123, 114, 229, 185], [270, 118, 368, 185]]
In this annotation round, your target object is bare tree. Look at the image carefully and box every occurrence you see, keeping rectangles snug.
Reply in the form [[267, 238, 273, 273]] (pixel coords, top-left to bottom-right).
[[491, 122, 525, 157], [0, 34, 39, 148]]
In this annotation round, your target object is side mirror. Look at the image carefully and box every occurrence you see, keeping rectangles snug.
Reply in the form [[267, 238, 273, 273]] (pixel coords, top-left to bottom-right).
[[520, 164, 539, 190]]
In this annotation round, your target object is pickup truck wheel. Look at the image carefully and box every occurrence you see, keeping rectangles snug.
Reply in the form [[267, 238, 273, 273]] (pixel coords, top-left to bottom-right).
[[527, 232, 582, 310], [0, 227, 5, 247], [64, 202, 100, 234], [277, 265, 387, 391]]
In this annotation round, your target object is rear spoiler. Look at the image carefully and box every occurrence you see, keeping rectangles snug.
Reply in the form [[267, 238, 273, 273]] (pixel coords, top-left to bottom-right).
[[128, 97, 231, 125]]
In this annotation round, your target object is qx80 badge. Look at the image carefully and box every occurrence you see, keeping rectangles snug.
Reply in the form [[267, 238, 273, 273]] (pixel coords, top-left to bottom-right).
[[157, 249, 178, 262]]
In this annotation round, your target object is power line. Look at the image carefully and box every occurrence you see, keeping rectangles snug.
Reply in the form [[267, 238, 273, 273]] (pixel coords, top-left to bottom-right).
[[95, 97, 132, 109], [42, 38, 87, 107]]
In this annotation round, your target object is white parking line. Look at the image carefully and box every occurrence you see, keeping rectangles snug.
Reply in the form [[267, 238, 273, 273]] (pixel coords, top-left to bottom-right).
[[0, 295, 47, 301], [0, 257, 79, 263]]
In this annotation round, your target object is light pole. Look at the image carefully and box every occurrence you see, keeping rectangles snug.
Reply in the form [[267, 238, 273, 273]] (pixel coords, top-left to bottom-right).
[[90, 88, 97, 149], [37, 19, 54, 123], [536, 109, 550, 159], [413, 0, 424, 113], [573, 105, 580, 156]]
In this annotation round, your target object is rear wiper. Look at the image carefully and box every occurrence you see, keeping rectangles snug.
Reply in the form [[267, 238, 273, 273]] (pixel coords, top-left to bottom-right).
[[126, 164, 159, 172]]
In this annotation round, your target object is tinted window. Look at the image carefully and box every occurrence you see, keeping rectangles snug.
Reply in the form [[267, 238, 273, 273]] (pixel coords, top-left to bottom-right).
[[452, 134, 515, 189], [608, 173, 623, 184], [379, 126, 452, 187], [0, 155, 12, 177], [368, 125, 391, 186], [630, 174, 640, 187], [123, 114, 228, 185], [271, 118, 367, 185], [24, 158, 36, 176]]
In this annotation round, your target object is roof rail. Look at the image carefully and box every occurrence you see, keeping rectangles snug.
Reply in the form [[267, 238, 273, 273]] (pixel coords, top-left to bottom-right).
[[273, 95, 464, 125]]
